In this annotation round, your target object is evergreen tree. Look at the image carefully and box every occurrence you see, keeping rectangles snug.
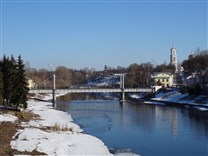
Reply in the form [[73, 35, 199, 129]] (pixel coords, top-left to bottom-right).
[[9, 55, 18, 104], [11, 55, 29, 109], [0, 68, 3, 103], [0, 55, 15, 104]]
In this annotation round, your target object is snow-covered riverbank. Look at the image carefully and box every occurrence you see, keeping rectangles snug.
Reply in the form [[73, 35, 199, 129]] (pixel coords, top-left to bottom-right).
[[130, 88, 208, 111], [9, 100, 112, 155]]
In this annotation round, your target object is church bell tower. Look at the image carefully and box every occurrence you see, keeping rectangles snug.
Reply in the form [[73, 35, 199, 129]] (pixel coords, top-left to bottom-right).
[[170, 47, 178, 72]]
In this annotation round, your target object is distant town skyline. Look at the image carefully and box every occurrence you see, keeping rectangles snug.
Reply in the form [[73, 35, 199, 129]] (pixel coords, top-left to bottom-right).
[[1, 0, 207, 70]]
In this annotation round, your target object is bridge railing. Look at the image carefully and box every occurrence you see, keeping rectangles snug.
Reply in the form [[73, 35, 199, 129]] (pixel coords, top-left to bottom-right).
[[124, 88, 152, 92], [29, 89, 53, 94], [29, 87, 153, 94]]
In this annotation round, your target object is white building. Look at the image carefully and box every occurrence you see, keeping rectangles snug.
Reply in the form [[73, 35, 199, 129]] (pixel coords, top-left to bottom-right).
[[26, 78, 36, 89], [170, 47, 178, 72], [152, 72, 174, 87]]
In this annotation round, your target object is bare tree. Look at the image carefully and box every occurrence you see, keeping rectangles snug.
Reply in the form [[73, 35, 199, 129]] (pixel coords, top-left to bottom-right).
[[55, 66, 72, 88]]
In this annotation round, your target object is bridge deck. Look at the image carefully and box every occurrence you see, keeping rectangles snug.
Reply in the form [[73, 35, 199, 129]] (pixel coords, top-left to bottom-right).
[[29, 88, 152, 94]]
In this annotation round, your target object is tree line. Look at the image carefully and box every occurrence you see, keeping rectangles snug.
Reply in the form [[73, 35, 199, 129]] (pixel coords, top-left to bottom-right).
[[25, 62, 176, 89], [182, 50, 208, 73], [25, 66, 93, 89], [0, 55, 29, 109], [182, 50, 208, 93]]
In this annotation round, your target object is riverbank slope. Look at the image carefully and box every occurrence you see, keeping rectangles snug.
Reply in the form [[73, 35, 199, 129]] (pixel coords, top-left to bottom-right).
[[1, 100, 112, 155], [130, 88, 208, 111]]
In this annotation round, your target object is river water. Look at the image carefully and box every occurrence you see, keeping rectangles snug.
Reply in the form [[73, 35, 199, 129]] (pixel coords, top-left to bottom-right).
[[56, 97, 208, 156]]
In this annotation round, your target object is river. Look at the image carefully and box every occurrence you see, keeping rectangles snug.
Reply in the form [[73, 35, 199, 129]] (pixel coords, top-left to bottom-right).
[[56, 95, 208, 156]]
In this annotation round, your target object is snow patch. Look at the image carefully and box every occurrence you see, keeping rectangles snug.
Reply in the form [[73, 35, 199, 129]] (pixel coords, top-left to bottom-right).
[[11, 128, 111, 155], [0, 114, 18, 123]]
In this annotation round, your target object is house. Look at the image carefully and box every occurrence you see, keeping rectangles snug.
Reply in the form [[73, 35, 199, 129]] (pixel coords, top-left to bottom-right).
[[204, 67, 208, 91], [152, 72, 174, 87], [185, 72, 200, 86], [200, 66, 208, 91], [26, 78, 36, 89]]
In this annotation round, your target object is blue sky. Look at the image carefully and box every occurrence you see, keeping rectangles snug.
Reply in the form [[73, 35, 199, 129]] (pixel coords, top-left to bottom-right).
[[1, 0, 207, 70]]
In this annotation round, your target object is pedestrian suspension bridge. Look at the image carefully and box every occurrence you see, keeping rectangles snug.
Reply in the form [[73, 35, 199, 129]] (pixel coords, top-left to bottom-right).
[[29, 73, 153, 107]]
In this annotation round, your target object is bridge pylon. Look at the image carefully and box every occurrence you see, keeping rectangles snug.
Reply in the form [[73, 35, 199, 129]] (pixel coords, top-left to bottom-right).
[[120, 88, 125, 102], [52, 73, 56, 108], [119, 74, 126, 102]]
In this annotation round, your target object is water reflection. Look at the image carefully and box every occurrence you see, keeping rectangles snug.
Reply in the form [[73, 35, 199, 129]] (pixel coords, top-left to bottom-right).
[[56, 96, 208, 155], [188, 110, 208, 138], [154, 106, 179, 137], [126, 103, 156, 132]]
